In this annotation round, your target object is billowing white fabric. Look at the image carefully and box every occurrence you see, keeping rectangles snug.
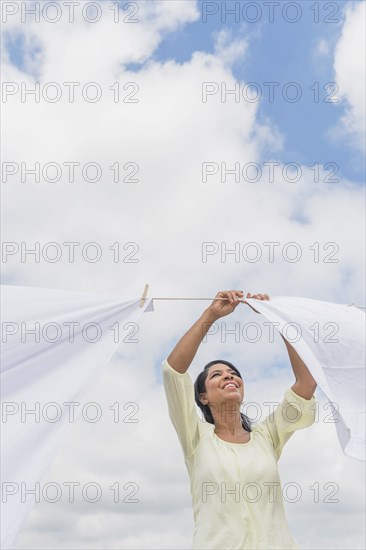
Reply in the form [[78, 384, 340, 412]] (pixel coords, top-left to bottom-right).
[[0, 284, 153, 550], [245, 296, 365, 461]]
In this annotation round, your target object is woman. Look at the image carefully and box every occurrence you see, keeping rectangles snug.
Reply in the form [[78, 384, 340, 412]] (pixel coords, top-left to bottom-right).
[[162, 290, 317, 550]]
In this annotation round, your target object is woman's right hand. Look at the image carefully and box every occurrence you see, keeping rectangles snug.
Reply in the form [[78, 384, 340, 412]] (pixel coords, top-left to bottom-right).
[[206, 290, 244, 319]]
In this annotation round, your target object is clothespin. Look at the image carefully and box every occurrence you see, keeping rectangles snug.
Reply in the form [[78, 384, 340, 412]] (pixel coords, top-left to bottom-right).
[[140, 283, 149, 307]]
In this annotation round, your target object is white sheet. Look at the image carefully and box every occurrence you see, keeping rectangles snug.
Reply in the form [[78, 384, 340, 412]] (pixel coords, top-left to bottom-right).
[[245, 296, 365, 461], [0, 284, 153, 550]]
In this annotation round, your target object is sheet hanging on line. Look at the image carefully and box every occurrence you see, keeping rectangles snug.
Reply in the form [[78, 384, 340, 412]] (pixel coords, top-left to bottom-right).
[[0, 284, 154, 550], [245, 296, 365, 461]]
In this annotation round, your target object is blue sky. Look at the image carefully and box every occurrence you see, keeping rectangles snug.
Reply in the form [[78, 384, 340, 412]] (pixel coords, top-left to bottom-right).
[[154, 0, 364, 183], [4, 1, 364, 183]]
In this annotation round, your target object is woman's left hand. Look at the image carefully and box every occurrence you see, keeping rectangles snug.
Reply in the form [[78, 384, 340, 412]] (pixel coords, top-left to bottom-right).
[[245, 292, 270, 313], [246, 292, 270, 301]]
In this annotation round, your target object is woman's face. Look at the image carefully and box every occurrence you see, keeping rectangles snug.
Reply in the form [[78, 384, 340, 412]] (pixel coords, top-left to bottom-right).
[[199, 363, 244, 408]]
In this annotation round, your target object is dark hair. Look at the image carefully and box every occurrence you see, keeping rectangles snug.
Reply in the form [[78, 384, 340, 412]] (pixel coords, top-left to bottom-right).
[[194, 359, 252, 432]]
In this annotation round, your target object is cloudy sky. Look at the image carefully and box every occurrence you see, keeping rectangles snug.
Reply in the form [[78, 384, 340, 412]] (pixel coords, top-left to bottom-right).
[[1, 0, 365, 548]]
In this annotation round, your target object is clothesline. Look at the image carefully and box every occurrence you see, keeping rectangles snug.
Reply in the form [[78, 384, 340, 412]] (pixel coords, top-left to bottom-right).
[[148, 297, 366, 308], [139, 280, 366, 308]]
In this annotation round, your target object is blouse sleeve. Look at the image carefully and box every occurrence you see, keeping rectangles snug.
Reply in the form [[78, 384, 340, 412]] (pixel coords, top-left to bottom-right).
[[259, 387, 316, 461], [161, 358, 200, 460]]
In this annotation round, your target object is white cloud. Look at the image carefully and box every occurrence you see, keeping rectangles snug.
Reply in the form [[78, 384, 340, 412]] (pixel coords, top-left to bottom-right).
[[333, 1, 366, 151], [212, 27, 249, 65], [2, 1, 365, 548]]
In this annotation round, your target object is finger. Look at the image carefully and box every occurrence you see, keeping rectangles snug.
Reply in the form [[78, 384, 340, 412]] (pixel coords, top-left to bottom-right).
[[230, 291, 236, 303], [233, 290, 242, 302], [220, 291, 229, 302], [220, 291, 232, 303]]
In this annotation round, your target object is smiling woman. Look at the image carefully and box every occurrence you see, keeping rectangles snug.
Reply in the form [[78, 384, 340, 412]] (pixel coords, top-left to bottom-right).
[[162, 290, 317, 550], [194, 359, 253, 439]]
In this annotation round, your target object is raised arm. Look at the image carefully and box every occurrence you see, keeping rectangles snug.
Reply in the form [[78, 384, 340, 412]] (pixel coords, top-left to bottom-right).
[[281, 335, 317, 400], [246, 292, 317, 399], [167, 290, 244, 373], [167, 290, 272, 373]]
